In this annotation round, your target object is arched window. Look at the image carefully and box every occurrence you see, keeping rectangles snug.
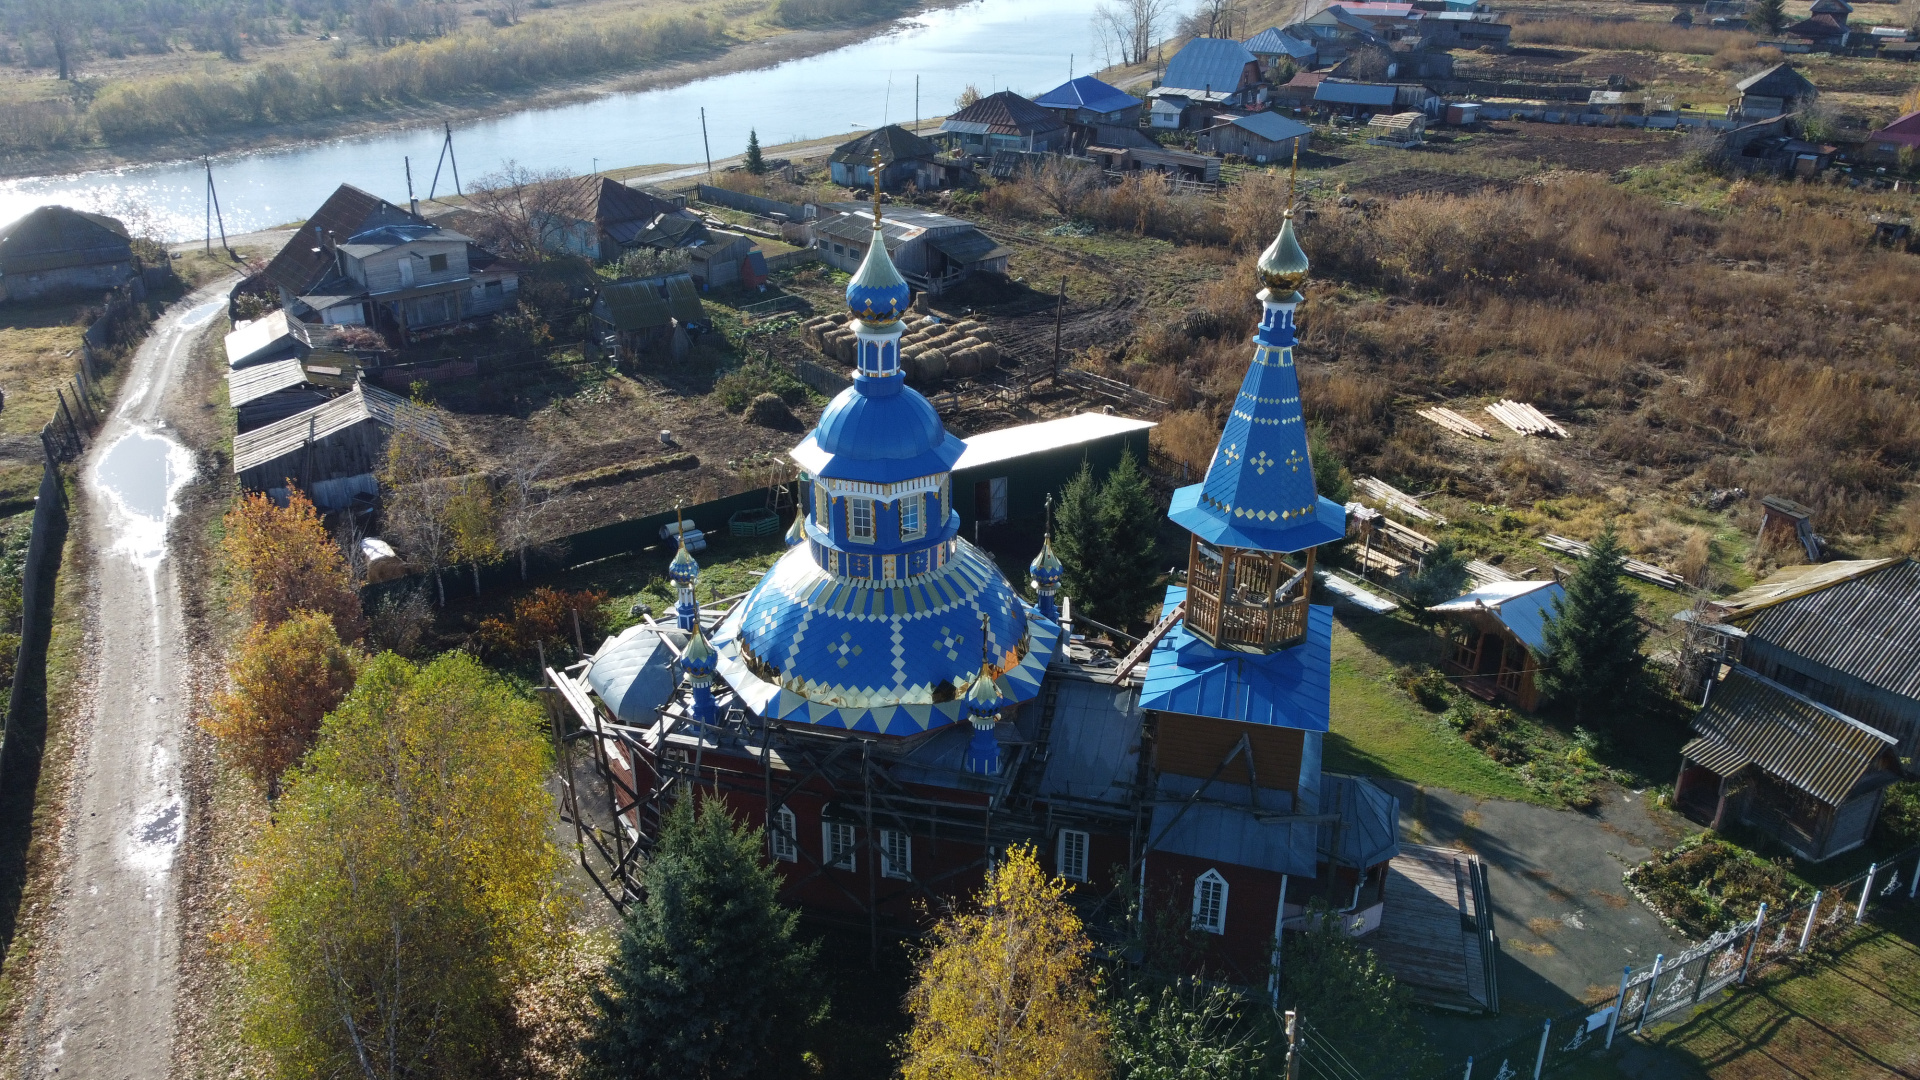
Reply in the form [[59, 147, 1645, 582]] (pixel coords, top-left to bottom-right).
[[1192, 869, 1228, 935]]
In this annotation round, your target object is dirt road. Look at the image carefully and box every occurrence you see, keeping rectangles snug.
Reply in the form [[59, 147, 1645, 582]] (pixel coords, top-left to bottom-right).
[[12, 282, 231, 1079]]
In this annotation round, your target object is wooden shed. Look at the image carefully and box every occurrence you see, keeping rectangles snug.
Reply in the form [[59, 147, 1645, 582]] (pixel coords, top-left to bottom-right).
[[225, 358, 341, 433], [591, 272, 703, 362], [232, 383, 447, 505], [1428, 580, 1565, 711], [1757, 495, 1821, 561], [1675, 666, 1901, 861]]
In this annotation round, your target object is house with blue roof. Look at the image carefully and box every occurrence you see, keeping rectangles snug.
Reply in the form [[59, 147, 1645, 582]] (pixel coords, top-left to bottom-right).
[[1032, 75, 1144, 131], [548, 184, 1400, 988], [1200, 110, 1313, 162], [1152, 38, 1266, 128], [1243, 25, 1319, 72], [1429, 579, 1567, 711]]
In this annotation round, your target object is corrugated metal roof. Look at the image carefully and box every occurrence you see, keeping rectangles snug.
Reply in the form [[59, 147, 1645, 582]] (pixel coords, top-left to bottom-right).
[[264, 184, 423, 296], [1735, 62, 1816, 96], [1033, 76, 1142, 115], [1040, 679, 1144, 803], [1735, 559, 1920, 699], [942, 90, 1066, 136], [1243, 26, 1318, 59], [1680, 734, 1751, 778], [1428, 580, 1564, 654], [1684, 667, 1898, 805], [1709, 558, 1902, 617], [232, 383, 447, 474], [225, 310, 311, 369], [1163, 37, 1260, 95], [593, 272, 703, 331], [927, 229, 1010, 267], [954, 412, 1155, 471], [1217, 110, 1313, 142], [0, 205, 131, 274], [830, 124, 942, 165], [1140, 591, 1334, 731], [225, 358, 311, 407]]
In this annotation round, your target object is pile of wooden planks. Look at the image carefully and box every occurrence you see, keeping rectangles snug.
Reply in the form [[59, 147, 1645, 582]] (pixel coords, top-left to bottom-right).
[[1537, 533, 1687, 589], [1355, 476, 1448, 525], [1484, 399, 1569, 438], [1464, 560, 1514, 586], [1417, 406, 1494, 440]]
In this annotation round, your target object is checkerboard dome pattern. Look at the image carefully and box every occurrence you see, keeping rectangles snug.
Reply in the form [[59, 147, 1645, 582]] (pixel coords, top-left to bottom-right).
[[712, 538, 1061, 735]]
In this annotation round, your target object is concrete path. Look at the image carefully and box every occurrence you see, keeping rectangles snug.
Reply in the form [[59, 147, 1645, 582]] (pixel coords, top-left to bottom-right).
[[13, 282, 230, 1079]]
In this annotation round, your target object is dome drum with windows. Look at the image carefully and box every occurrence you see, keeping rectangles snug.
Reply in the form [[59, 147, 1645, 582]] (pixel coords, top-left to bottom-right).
[[712, 171, 1059, 737]]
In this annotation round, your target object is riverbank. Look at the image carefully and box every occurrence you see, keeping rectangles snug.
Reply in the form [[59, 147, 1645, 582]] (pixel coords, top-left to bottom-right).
[[0, 1, 956, 181]]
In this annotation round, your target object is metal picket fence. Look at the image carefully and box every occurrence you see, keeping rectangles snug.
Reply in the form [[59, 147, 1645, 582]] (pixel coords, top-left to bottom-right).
[[1418, 843, 1920, 1080]]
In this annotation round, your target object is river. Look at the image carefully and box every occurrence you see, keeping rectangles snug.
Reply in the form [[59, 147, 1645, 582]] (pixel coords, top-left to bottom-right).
[[0, 0, 1110, 242]]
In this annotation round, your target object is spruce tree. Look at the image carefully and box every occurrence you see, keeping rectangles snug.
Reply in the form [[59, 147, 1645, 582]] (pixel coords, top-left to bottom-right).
[[1052, 460, 1103, 612], [1404, 538, 1469, 625], [745, 130, 766, 175], [1094, 449, 1163, 630], [1537, 524, 1647, 723], [1749, 0, 1786, 33], [583, 798, 817, 1080], [1308, 421, 1352, 504]]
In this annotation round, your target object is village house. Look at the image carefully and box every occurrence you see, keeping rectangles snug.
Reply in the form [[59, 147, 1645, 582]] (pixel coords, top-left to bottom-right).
[[1865, 111, 1920, 163], [1688, 558, 1920, 765], [263, 185, 521, 340], [1287, 3, 1391, 62], [591, 272, 704, 363], [1320, 1, 1424, 40], [1314, 78, 1437, 117], [538, 176, 699, 264], [1242, 25, 1320, 75], [1152, 38, 1266, 128], [1271, 71, 1332, 111], [1427, 580, 1566, 712], [829, 126, 959, 192], [0, 205, 135, 303], [940, 91, 1067, 157], [548, 202, 1401, 986], [1729, 63, 1819, 122], [1200, 111, 1313, 162], [1417, 10, 1510, 49], [1675, 667, 1902, 862], [809, 204, 1008, 295], [1783, 0, 1851, 50], [1032, 76, 1145, 133], [231, 381, 448, 507], [1720, 115, 1837, 176], [682, 230, 761, 288]]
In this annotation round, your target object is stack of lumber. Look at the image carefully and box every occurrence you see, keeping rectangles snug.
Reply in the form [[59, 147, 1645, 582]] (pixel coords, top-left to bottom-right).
[[1464, 560, 1514, 586], [1484, 400, 1569, 438], [1353, 547, 1408, 575], [1417, 407, 1494, 440], [798, 312, 1000, 386], [1378, 516, 1438, 555], [1355, 476, 1448, 526], [1537, 533, 1686, 589]]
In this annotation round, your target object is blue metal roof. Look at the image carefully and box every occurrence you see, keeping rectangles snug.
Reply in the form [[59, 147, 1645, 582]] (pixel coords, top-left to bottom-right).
[[1139, 587, 1334, 730], [1429, 580, 1565, 654], [1033, 75, 1142, 115], [1318, 774, 1400, 868], [711, 539, 1061, 735], [1220, 110, 1313, 142], [1315, 81, 1398, 106], [586, 625, 680, 724], [1243, 26, 1318, 59], [791, 376, 967, 483], [1163, 37, 1259, 94], [1153, 802, 1321, 876]]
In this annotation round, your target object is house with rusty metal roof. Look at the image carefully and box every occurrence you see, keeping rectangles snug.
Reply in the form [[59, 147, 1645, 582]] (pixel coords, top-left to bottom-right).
[[1675, 667, 1901, 861], [0, 205, 135, 303], [1696, 558, 1920, 765], [940, 90, 1067, 157], [829, 125, 959, 191]]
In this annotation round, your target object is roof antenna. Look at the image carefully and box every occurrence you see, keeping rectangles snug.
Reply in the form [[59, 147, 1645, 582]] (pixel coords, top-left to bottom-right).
[[1288, 129, 1300, 214]]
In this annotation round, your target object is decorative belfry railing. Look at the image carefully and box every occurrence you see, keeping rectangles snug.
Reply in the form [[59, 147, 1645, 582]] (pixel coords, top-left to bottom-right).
[[1184, 537, 1313, 653]]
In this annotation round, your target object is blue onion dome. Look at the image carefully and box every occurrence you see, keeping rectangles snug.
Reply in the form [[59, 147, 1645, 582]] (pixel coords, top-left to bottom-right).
[[845, 225, 910, 327], [1257, 210, 1310, 297], [785, 509, 807, 546], [682, 620, 717, 676], [668, 536, 700, 585], [812, 378, 947, 462], [1029, 535, 1064, 586]]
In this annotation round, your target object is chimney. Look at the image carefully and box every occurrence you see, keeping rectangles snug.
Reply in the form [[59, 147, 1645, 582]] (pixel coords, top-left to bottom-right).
[[411, 197, 420, 218]]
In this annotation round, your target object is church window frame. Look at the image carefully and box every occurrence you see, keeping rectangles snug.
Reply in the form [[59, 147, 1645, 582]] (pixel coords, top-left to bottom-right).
[[1058, 829, 1089, 882], [899, 495, 925, 541], [849, 497, 876, 543], [770, 806, 797, 862], [1193, 869, 1229, 935], [824, 822, 857, 870], [815, 484, 831, 528]]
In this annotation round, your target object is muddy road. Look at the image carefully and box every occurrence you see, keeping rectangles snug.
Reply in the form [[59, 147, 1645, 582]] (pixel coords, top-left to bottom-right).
[[12, 282, 230, 1079]]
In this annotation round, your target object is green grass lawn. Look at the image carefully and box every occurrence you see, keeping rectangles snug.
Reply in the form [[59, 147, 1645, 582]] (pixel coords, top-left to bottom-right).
[[1321, 614, 1535, 803], [1545, 908, 1920, 1079]]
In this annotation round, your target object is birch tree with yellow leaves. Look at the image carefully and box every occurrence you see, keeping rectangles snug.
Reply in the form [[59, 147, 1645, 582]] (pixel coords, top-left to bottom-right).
[[901, 845, 1109, 1080]]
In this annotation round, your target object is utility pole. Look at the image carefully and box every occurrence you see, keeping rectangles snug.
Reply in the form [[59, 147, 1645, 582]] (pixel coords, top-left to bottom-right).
[[1283, 1011, 1299, 1080], [1051, 275, 1066, 380], [405, 155, 417, 216], [428, 121, 462, 200], [915, 75, 920, 132], [700, 107, 714, 178], [203, 158, 231, 259]]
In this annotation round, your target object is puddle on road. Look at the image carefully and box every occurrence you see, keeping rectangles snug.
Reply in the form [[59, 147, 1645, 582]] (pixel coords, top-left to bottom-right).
[[126, 796, 182, 876], [176, 300, 222, 329], [96, 430, 193, 567]]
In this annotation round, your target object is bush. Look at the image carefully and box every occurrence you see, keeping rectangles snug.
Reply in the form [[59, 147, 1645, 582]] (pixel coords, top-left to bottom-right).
[[714, 355, 808, 412], [476, 586, 609, 661], [1876, 781, 1920, 848], [1401, 666, 1450, 712], [770, 0, 901, 26], [1626, 836, 1809, 935]]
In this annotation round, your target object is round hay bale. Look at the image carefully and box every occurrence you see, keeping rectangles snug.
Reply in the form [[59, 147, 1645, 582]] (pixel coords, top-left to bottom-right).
[[975, 343, 1003, 369], [834, 336, 857, 365], [951, 319, 983, 335], [951, 336, 983, 353], [948, 348, 982, 379], [909, 349, 947, 385], [901, 344, 923, 360]]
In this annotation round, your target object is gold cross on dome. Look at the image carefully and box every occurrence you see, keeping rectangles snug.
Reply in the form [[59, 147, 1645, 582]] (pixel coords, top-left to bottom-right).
[[1285, 448, 1305, 473], [1251, 450, 1274, 475]]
